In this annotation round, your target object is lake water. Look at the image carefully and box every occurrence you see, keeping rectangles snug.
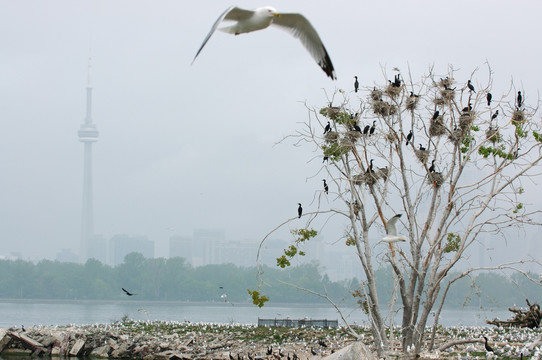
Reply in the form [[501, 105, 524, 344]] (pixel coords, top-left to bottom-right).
[[0, 299, 511, 328]]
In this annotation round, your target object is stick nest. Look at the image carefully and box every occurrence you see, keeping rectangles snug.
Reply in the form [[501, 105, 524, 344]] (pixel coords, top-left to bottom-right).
[[428, 172, 444, 187], [344, 130, 361, 143], [372, 100, 397, 117], [485, 128, 500, 143], [323, 106, 341, 120], [370, 89, 383, 102], [406, 96, 419, 111], [512, 110, 526, 123], [459, 112, 475, 131], [324, 131, 339, 143], [385, 84, 402, 98], [448, 128, 465, 144], [438, 77, 453, 89], [429, 116, 447, 137], [415, 149, 429, 163], [385, 132, 396, 142]]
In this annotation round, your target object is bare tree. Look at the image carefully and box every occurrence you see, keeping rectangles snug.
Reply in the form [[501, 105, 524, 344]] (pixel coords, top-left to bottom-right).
[[253, 65, 542, 356]]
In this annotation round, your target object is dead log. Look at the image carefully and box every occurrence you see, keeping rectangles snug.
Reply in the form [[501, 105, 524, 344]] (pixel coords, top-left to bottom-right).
[[487, 298, 541, 329]]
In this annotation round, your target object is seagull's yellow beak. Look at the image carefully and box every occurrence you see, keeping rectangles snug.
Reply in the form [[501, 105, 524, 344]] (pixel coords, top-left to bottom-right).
[[273, 12, 280, 18]]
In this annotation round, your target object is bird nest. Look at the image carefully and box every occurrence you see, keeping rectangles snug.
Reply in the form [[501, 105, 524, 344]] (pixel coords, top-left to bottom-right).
[[438, 77, 453, 89], [429, 116, 447, 137], [440, 89, 455, 101], [370, 89, 383, 102], [512, 110, 526, 123], [485, 128, 500, 143], [385, 84, 402, 98], [385, 132, 396, 142], [323, 106, 341, 120], [428, 172, 444, 187], [459, 112, 475, 131], [406, 96, 419, 111], [377, 167, 390, 181], [350, 174, 364, 186], [372, 100, 397, 117], [415, 149, 429, 163], [344, 130, 361, 143], [363, 172, 378, 185], [448, 128, 465, 144], [324, 131, 339, 143], [433, 97, 447, 106]]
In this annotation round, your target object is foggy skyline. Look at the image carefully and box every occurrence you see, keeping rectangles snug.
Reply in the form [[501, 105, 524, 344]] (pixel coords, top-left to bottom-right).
[[1, 1, 541, 268]]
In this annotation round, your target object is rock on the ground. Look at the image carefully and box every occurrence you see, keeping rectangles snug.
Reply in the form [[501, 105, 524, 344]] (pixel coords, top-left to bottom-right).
[[316, 341, 377, 360]]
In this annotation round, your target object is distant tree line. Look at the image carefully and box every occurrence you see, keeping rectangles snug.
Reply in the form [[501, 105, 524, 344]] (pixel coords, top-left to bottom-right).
[[0, 252, 539, 307]]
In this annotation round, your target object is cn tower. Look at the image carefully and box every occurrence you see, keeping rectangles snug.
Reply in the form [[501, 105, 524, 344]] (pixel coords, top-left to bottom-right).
[[78, 58, 99, 263]]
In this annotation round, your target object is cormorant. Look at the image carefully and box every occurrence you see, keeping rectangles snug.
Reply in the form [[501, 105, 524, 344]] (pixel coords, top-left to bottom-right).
[[369, 121, 376, 135], [323, 121, 331, 134], [122, 288, 136, 296], [366, 159, 374, 173], [483, 336, 494, 353], [354, 76, 359, 93], [491, 110, 499, 121], [429, 160, 435, 173], [322, 156, 329, 163], [406, 130, 413, 145], [419, 144, 426, 151], [487, 92, 492, 106], [381, 214, 407, 243], [363, 124, 370, 135], [297, 203, 303, 218], [467, 80, 476, 93], [517, 91, 523, 108], [393, 74, 401, 87], [432, 110, 440, 120], [322, 179, 329, 194], [353, 123, 362, 132]]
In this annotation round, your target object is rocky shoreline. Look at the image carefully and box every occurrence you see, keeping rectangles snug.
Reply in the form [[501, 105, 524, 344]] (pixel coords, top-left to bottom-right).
[[0, 320, 540, 359]]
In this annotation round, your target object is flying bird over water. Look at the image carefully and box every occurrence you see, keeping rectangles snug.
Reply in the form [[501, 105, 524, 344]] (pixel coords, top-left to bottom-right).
[[381, 214, 407, 243], [191, 6, 337, 79], [122, 288, 136, 296]]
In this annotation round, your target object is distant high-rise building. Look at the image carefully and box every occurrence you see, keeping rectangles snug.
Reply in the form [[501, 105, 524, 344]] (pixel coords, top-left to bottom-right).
[[169, 235, 193, 261], [87, 234, 107, 264], [78, 58, 99, 263], [193, 229, 225, 266], [109, 234, 154, 266]]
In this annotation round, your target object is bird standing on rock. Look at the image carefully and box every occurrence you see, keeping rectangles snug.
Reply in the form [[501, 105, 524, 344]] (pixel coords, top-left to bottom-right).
[[483, 336, 494, 353]]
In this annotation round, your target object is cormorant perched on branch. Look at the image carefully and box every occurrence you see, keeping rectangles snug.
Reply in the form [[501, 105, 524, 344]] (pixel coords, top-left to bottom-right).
[[353, 123, 362, 132], [432, 110, 439, 120], [406, 130, 413, 145], [369, 121, 376, 135], [363, 124, 370, 135], [491, 110, 499, 121], [366, 159, 374, 173], [297, 203, 303, 218], [517, 91, 523, 108], [419, 144, 426, 151], [322, 179, 329, 194], [323, 121, 331, 134], [429, 160, 435, 173], [322, 156, 329, 163], [467, 80, 476, 93], [354, 76, 359, 93], [487, 92, 492, 106]]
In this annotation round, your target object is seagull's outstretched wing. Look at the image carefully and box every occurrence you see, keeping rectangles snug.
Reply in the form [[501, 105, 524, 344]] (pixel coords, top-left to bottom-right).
[[191, 6, 254, 65], [272, 13, 336, 80], [385, 214, 402, 236]]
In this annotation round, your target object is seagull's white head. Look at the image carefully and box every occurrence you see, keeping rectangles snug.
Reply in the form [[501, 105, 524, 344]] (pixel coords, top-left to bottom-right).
[[258, 6, 280, 18]]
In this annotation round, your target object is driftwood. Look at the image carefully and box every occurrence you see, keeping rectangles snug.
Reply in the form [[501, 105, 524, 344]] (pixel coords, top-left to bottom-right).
[[487, 299, 541, 329]]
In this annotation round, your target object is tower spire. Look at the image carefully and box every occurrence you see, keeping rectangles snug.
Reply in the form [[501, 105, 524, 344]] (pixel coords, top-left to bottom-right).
[[78, 57, 99, 263]]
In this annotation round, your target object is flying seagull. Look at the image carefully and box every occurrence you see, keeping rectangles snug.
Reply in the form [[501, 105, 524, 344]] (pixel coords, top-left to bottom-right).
[[191, 6, 336, 80], [381, 214, 407, 243], [122, 288, 136, 296]]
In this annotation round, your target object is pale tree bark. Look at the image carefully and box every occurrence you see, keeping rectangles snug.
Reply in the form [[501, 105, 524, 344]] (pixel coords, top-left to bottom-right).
[[255, 65, 542, 357]]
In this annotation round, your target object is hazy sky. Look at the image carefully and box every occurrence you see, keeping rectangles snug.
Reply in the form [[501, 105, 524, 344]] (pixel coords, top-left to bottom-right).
[[1, 0, 541, 262]]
